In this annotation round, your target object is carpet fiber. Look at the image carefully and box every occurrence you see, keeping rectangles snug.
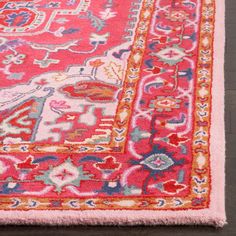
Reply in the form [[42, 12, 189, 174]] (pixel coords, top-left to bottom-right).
[[0, 0, 226, 227]]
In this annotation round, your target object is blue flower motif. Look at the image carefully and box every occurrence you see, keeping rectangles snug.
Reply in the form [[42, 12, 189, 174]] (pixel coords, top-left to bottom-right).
[[139, 145, 184, 173], [140, 153, 174, 171], [131, 145, 185, 194], [5, 11, 31, 27]]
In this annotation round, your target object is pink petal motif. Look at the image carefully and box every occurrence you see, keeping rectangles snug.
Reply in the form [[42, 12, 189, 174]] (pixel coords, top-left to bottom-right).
[[49, 100, 71, 109]]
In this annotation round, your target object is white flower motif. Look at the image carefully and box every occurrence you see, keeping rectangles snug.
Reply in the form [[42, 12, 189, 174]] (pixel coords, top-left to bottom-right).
[[99, 8, 117, 20], [3, 137, 23, 144], [90, 33, 109, 45], [35, 158, 92, 193], [0, 37, 7, 46], [3, 54, 26, 65], [0, 161, 8, 175], [49, 162, 80, 188]]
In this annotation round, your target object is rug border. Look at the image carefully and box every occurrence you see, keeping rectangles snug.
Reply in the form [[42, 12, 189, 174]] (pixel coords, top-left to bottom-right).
[[0, 0, 226, 227]]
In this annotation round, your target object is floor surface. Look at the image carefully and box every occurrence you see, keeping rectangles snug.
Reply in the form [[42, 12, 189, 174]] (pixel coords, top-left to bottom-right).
[[0, 0, 235, 235]]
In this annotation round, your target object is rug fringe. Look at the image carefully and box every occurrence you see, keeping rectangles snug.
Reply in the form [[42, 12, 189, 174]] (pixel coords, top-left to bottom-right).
[[0, 211, 227, 227]]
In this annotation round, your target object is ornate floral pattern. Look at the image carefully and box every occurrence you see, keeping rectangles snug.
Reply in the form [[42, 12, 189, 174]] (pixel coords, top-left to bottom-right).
[[0, 0, 216, 211]]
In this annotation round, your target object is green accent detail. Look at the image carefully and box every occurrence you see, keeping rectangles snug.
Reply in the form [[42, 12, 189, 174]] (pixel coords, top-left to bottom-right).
[[130, 127, 149, 142], [93, 136, 110, 144], [151, 44, 186, 66], [35, 158, 93, 193], [123, 185, 140, 196]]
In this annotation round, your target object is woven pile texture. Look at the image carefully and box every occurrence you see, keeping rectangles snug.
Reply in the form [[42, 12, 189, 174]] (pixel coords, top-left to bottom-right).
[[0, 0, 226, 226]]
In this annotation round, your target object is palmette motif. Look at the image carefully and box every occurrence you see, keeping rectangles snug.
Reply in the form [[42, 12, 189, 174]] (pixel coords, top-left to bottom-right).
[[0, 0, 215, 210]]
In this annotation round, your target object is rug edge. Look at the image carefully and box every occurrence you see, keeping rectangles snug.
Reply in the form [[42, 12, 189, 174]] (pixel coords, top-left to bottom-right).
[[208, 0, 226, 226], [0, 210, 226, 227]]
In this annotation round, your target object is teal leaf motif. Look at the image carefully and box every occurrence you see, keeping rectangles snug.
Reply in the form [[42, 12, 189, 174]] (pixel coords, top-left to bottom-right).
[[80, 11, 105, 32], [140, 153, 174, 171]]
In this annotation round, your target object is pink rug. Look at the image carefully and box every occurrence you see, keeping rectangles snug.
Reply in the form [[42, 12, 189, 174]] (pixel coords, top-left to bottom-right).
[[0, 0, 226, 226]]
